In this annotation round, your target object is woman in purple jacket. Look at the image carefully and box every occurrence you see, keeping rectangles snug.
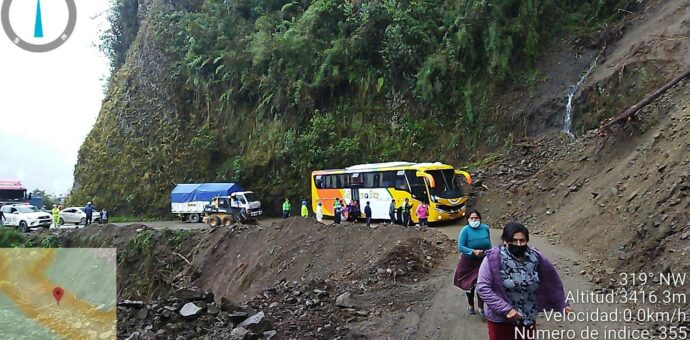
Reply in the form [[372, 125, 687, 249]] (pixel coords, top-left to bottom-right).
[[477, 222, 572, 340]]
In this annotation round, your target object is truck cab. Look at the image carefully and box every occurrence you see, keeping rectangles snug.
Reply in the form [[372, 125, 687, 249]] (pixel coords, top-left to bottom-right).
[[206, 192, 262, 217]]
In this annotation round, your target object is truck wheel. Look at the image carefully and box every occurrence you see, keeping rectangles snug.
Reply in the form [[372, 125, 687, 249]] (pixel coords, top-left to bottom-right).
[[207, 216, 221, 227], [19, 221, 29, 233], [222, 216, 234, 226], [59, 217, 65, 225], [189, 214, 201, 223]]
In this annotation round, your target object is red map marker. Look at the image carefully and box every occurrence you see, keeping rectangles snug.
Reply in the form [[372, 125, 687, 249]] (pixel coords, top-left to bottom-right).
[[53, 287, 64, 305]]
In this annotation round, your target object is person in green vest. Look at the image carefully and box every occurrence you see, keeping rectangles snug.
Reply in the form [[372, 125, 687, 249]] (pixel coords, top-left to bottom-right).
[[400, 198, 413, 227], [301, 200, 309, 218], [282, 198, 291, 218], [333, 199, 342, 224], [51, 204, 60, 227]]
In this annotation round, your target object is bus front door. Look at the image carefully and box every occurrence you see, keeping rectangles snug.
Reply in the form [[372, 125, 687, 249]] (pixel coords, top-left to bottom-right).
[[350, 186, 360, 220]]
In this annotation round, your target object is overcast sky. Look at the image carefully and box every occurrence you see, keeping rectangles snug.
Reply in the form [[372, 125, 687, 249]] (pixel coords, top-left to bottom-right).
[[0, 0, 110, 195]]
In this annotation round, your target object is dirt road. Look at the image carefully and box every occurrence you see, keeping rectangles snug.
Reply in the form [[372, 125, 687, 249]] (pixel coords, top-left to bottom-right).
[[351, 223, 640, 339], [107, 217, 287, 230], [103, 218, 645, 339]]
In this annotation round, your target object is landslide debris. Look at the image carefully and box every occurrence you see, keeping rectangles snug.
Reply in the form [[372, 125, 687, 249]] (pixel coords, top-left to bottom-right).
[[470, 79, 690, 326], [117, 287, 277, 340], [50, 218, 452, 338]]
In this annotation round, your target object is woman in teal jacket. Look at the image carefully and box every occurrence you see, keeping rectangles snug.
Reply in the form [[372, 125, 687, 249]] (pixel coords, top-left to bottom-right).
[[454, 209, 492, 316]]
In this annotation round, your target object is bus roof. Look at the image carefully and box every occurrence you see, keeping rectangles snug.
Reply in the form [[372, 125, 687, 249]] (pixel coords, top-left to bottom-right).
[[313, 161, 454, 174]]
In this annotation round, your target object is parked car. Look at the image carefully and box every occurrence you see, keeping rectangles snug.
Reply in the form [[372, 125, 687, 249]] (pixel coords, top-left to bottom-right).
[[0, 204, 52, 232], [59, 207, 100, 225]]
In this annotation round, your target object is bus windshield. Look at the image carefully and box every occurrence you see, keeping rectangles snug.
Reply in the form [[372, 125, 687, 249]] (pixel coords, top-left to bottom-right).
[[427, 169, 464, 199]]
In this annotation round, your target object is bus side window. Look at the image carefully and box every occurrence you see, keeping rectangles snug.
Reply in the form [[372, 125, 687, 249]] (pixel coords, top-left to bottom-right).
[[315, 176, 323, 189], [382, 171, 396, 187], [395, 175, 407, 191], [362, 173, 372, 188]]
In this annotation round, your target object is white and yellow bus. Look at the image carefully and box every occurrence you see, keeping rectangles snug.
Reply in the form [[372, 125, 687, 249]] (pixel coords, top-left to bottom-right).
[[311, 162, 472, 224]]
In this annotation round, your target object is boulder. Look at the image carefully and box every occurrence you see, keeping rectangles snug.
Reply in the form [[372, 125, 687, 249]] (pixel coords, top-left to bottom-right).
[[335, 292, 355, 308], [136, 308, 148, 320], [230, 327, 249, 340], [228, 311, 249, 324], [175, 288, 204, 301], [179, 303, 203, 319], [238, 311, 270, 333]]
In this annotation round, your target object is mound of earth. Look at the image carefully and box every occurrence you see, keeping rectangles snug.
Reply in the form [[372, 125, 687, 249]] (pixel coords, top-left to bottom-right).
[[52, 219, 453, 338], [191, 218, 452, 302]]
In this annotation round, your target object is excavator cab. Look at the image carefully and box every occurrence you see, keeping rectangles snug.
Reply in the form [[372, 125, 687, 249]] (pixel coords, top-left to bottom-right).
[[203, 195, 248, 227]]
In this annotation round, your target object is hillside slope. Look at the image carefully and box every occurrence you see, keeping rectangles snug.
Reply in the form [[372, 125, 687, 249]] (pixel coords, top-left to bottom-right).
[[70, 0, 635, 215]]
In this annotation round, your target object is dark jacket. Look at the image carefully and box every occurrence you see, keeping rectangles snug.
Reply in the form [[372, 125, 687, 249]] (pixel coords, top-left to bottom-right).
[[364, 205, 372, 218]]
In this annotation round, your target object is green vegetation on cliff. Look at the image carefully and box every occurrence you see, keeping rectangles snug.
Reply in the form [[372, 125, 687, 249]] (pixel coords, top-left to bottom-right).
[[71, 0, 632, 215]]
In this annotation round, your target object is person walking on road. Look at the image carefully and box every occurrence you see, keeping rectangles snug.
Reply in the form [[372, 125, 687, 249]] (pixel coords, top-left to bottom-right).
[[51, 204, 60, 227], [282, 198, 291, 218], [100, 208, 109, 225], [388, 199, 396, 225], [301, 200, 309, 218], [333, 199, 342, 224], [315, 201, 323, 223], [416, 202, 429, 227], [346, 201, 354, 222], [364, 201, 372, 227], [454, 209, 491, 317], [84, 202, 94, 225], [353, 200, 361, 221], [477, 222, 572, 340], [401, 198, 412, 227]]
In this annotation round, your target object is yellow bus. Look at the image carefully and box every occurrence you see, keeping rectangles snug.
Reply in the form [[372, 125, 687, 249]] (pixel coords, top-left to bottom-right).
[[311, 162, 472, 224]]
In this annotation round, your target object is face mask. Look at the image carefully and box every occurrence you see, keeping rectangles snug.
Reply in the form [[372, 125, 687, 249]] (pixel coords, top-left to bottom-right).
[[508, 244, 528, 257], [469, 220, 480, 228]]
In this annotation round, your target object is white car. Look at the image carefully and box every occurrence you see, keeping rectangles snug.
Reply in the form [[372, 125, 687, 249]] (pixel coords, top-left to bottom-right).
[[59, 207, 100, 225], [0, 204, 52, 232]]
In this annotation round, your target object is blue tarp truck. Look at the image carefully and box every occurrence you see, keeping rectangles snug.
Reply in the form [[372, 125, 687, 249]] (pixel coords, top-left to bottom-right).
[[170, 183, 262, 222]]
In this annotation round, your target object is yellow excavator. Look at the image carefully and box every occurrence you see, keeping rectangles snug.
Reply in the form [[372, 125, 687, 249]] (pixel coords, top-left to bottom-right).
[[202, 195, 251, 227]]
